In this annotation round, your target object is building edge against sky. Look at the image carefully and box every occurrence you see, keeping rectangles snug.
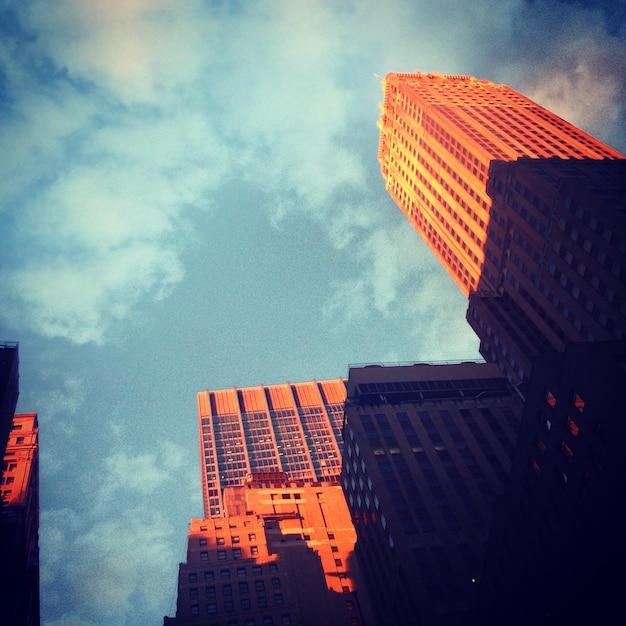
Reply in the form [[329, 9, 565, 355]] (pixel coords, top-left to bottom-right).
[[164, 72, 626, 625], [1, 342, 40, 626], [377, 71, 624, 298]]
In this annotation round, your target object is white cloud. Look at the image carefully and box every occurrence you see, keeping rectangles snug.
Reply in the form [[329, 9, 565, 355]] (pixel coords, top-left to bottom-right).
[[41, 507, 177, 626], [2, 0, 624, 347]]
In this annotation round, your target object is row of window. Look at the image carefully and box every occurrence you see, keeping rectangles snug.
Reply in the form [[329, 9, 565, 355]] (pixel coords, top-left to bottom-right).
[[189, 562, 279, 584], [191, 578, 282, 599]]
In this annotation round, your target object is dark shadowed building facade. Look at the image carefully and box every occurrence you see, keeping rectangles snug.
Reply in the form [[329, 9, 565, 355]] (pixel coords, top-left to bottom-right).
[[479, 340, 626, 625], [341, 362, 523, 625]]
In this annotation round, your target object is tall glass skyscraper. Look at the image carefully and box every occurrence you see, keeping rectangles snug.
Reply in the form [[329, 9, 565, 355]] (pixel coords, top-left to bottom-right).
[[197, 379, 346, 518]]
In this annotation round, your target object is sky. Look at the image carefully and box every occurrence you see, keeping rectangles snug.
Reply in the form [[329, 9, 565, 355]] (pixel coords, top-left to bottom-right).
[[1, 1, 625, 624]]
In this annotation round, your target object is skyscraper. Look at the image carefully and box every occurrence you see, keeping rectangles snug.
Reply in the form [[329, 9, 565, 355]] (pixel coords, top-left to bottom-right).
[[341, 361, 524, 625], [166, 378, 376, 625], [0, 412, 40, 626], [197, 379, 346, 517], [0, 342, 39, 626], [377, 72, 623, 297]]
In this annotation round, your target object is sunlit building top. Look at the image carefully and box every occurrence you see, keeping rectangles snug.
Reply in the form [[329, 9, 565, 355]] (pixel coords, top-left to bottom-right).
[[197, 379, 346, 517], [377, 71, 624, 295]]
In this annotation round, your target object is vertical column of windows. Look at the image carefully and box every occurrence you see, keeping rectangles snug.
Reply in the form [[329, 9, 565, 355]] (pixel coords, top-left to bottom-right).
[[201, 416, 221, 517], [214, 414, 248, 487], [242, 411, 281, 474]]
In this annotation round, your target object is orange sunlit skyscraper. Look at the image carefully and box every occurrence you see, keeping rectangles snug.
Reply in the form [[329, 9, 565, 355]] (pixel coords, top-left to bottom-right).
[[377, 72, 623, 296], [197, 379, 346, 518]]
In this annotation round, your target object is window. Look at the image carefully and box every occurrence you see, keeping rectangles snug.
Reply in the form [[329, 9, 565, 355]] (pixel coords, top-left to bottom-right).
[[258, 596, 268, 608], [206, 586, 216, 599], [263, 617, 274, 626], [218, 550, 227, 561], [217, 537, 226, 545], [248, 533, 256, 541], [334, 559, 343, 567], [237, 567, 246, 578], [281, 615, 292, 625], [271, 577, 281, 589], [222, 584, 232, 596], [233, 548, 242, 559], [566, 416, 579, 437], [189, 588, 198, 600], [207, 603, 217, 614], [188, 573, 197, 583], [200, 552, 209, 561], [241, 598, 251, 610], [239, 582, 249, 593], [224, 600, 234, 612], [232, 535, 240, 544], [255, 580, 265, 592], [251, 546, 259, 556], [573, 393, 585, 413], [561, 442, 574, 462], [204, 570, 215, 582], [252, 565, 262, 576], [199, 538, 207, 546], [221, 569, 231, 580], [269, 563, 278, 573], [274, 593, 283, 605]]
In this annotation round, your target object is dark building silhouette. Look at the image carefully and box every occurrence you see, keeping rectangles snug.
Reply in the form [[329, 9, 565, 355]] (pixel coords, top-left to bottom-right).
[[0, 342, 40, 626], [0, 342, 20, 459], [341, 362, 524, 625], [468, 157, 626, 384], [479, 341, 626, 624]]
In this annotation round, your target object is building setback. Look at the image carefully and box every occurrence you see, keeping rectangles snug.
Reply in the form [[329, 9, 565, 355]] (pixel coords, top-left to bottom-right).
[[377, 72, 623, 297], [341, 362, 524, 626], [197, 380, 346, 518], [165, 475, 374, 626]]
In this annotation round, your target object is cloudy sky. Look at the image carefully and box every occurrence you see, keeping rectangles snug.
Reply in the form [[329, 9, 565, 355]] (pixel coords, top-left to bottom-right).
[[2, 1, 625, 624]]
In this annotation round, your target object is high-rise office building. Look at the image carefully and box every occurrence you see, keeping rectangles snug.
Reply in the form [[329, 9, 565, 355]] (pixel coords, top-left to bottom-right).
[[1, 342, 40, 626], [165, 475, 373, 626], [370, 71, 626, 623], [377, 72, 623, 296], [0, 411, 40, 626], [341, 361, 524, 626], [197, 380, 346, 517]]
